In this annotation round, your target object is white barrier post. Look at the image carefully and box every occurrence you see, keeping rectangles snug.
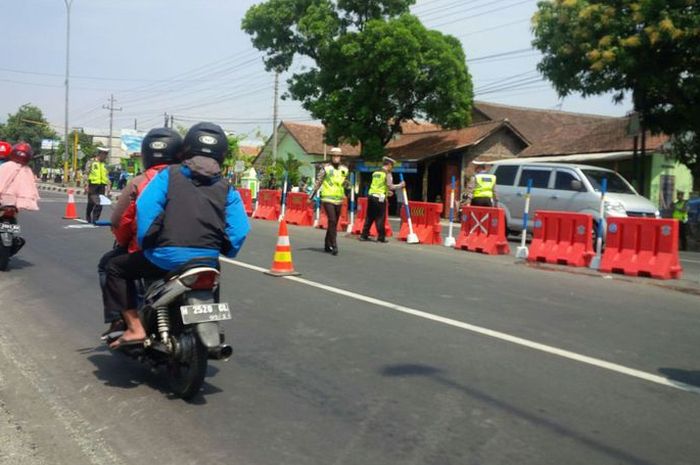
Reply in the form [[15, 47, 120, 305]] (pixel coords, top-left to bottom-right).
[[589, 177, 607, 270], [279, 174, 288, 222], [399, 173, 419, 244], [444, 176, 457, 247], [515, 178, 533, 259], [346, 172, 355, 233]]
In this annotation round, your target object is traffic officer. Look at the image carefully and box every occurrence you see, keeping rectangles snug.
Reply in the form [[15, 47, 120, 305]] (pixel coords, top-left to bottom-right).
[[85, 147, 110, 223], [673, 191, 689, 251], [309, 147, 349, 255], [464, 163, 497, 207], [360, 156, 404, 243]]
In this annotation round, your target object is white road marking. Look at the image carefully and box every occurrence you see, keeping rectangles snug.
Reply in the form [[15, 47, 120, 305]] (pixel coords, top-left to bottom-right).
[[220, 256, 700, 395], [64, 224, 97, 229], [680, 258, 700, 264]]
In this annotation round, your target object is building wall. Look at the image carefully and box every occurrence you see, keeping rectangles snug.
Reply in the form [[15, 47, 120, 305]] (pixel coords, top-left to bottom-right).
[[256, 132, 317, 182], [460, 128, 526, 189], [649, 153, 693, 211]]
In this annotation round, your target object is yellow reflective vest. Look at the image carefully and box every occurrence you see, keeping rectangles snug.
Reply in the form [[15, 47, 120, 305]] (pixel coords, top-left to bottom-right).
[[369, 170, 388, 197], [673, 200, 688, 223], [320, 164, 348, 204], [88, 159, 109, 185], [473, 173, 496, 199]]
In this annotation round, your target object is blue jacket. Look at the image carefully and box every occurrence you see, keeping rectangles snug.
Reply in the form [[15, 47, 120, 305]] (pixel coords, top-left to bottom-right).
[[136, 163, 250, 270]]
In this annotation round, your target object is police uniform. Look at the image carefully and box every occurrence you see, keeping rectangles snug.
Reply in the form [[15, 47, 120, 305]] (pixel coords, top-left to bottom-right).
[[86, 150, 109, 223], [673, 194, 689, 251], [318, 163, 348, 253], [361, 157, 402, 242]]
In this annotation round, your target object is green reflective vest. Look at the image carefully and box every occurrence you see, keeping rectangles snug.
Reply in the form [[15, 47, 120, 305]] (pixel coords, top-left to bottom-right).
[[320, 165, 348, 204], [369, 170, 388, 197], [673, 200, 688, 223], [88, 160, 109, 185], [473, 173, 496, 199]]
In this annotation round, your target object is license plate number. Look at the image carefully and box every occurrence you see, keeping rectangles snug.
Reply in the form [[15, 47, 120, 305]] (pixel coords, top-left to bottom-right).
[[0, 223, 20, 234], [180, 303, 231, 325]]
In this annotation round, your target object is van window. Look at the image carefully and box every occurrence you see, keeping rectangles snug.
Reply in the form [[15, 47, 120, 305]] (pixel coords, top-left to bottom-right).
[[554, 170, 582, 191], [582, 169, 636, 194], [518, 168, 551, 188], [494, 165, 518, 186]]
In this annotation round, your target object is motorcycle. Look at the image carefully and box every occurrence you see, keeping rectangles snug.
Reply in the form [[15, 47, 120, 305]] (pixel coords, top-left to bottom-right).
[[109, 258, 233, 399], [0, 206, 25, 271]]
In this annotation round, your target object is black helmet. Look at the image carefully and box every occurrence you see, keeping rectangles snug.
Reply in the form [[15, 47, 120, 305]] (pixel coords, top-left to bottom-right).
[[182, 122, 228, 164], [141, 127, 183, 169]]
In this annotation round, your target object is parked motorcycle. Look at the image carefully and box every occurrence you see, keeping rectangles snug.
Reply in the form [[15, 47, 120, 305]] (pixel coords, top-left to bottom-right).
[[0, 206, 25, 271], [109, 259, 233, 399]]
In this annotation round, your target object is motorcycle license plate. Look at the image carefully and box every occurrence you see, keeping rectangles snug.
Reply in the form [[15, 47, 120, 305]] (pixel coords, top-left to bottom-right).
[[0, 223, 20, 234], [180, 302, 231, 325]]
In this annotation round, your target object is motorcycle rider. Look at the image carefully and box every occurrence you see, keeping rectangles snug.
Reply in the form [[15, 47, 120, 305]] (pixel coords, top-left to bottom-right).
[[0, 141, 12, 165], [98, 128, 183, 340], [0, 143, 40, 257], [104, 122, 250, 348]]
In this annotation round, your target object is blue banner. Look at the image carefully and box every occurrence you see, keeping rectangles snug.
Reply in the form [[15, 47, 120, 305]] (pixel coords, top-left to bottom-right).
[[355, 160, 417, 173]]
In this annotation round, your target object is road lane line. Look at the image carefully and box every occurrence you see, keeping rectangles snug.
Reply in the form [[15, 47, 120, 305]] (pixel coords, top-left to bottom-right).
[[680, 258, 700, 264], [220, 256, 700, 395]]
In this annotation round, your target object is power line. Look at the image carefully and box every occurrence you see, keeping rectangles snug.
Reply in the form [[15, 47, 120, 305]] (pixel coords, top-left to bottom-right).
[[428, 0, 535, 29]]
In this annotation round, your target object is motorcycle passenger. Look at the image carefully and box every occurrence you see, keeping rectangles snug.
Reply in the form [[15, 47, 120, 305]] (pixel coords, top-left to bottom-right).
[[98, 128, 182, 341], [0, 143, 40, 256], [104, 122, 251, 348], [0, 141, 12, 166]]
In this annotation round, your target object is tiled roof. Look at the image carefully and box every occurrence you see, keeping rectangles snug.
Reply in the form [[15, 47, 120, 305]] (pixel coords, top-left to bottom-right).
[[239, 145, 261, 157], [281, 120, 445, 157], [385, 120, 526, 161], [473, 101, 668, 156]]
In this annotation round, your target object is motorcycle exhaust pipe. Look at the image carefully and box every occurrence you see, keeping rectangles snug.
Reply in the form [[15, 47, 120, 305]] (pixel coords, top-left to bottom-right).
[[208, 344, 233, 361]]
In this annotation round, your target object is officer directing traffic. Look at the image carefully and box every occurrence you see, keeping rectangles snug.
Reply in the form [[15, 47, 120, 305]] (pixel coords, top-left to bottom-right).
[[673, 190, 689, 251], [85, 147, 110, 224], [309, 147, 349, 255], [464, 163, 497, 207], [360, 156, 404, 243]]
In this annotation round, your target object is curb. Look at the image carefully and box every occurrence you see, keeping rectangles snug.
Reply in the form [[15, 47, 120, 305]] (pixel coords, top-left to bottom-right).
[[37, 183, 121, 202]]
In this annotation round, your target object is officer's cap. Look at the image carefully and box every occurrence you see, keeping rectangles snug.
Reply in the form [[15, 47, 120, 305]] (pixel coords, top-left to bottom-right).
[[329, 147, 342, 156], [382, 156, 397, 165]]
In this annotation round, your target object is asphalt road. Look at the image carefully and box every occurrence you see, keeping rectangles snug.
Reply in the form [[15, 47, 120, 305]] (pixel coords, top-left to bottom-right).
[[1, 191, 699, 465]]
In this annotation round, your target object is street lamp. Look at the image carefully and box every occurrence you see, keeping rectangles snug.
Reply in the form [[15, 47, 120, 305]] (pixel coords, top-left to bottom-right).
[[63, 0, 74, 180]]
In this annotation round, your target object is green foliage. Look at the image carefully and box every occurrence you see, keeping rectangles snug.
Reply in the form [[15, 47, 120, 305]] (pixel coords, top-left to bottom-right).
[[274, 153, 305, 186], [532, 0, 700, 139], [0, 104, 57, 152], [668, 132, 700, 185], [224, 134, 243, 169], [55, 132, 100, 168], [243, 0, 472, 160]]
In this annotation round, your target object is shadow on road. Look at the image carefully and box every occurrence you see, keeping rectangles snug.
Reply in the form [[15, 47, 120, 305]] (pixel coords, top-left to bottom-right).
[[83, 350, 223, 404], [298, 246, 330, 254], [381, 363, 661, 465], [658, 368, 700, 388], [5, 257, 34, 270]]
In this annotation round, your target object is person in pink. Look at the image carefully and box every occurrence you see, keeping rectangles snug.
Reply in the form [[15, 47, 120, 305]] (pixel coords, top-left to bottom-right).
[[0, 142, 40, 211]]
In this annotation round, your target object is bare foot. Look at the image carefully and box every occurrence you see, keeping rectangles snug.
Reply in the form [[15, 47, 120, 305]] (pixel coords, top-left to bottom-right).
[[109, 329, 146, 349]]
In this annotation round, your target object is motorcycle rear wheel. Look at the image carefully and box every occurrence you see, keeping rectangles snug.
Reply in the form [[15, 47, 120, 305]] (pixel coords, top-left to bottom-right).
[[167, 332, 208, 400], [0, 244, 10, 271]]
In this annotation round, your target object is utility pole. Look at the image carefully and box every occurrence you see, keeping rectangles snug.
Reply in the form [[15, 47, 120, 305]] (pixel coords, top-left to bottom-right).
[[134, 119, 137, 131], [272, 70, 280, 162], [102, 94, 122, 163], [63, 0, 74, 179], [164, 112, 169, 128], [170, 115, 175, 130]]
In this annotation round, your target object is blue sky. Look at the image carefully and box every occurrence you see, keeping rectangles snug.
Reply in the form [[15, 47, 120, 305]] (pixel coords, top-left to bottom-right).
[[1, 0, 631, 139]]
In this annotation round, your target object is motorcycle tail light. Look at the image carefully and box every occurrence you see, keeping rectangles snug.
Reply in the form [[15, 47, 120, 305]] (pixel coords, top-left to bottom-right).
[[180, 271, 219, 290]]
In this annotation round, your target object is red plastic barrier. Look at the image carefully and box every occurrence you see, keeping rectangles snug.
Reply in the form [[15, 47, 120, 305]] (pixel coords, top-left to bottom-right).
[[253, 189, 281, 221], [317, 198, 349, 231], [600, 217, 683, 280], [398, 201, 443, 245], [238, 188, 253, 216], [285, 192, 314, 226], [528, 211, 594, 267], [455, 206, 510, 255], [351, 197, 393, 238]]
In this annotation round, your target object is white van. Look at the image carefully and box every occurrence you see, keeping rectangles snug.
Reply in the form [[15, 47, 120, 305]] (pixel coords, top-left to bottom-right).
[[491, 162, 659, 232]]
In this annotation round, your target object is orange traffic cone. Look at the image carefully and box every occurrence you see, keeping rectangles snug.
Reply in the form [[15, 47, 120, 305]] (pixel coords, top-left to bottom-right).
[[63, 189, 79, 220], [265, 219, 300, 277]]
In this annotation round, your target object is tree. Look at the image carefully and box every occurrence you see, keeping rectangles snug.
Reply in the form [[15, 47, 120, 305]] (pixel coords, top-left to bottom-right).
[[532, 0, 700, 177], [0, 104, 57, 152], [274, 153, 305, 187], [55, 131, 100, 169], [242, 0, 473, 159]]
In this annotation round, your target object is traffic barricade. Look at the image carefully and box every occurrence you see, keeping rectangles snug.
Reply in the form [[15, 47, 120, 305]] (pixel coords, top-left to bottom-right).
[[238, 188, 253, 216], [398, 201, 443, 245], [253, 189, 281, 221], [285, 192, 314, 226], [455, 206, 510, 255], [317, 198, 349, 231], [528, 211, 594, 267], [351, 197, 393, 238], [599, 217, 683, 280]]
